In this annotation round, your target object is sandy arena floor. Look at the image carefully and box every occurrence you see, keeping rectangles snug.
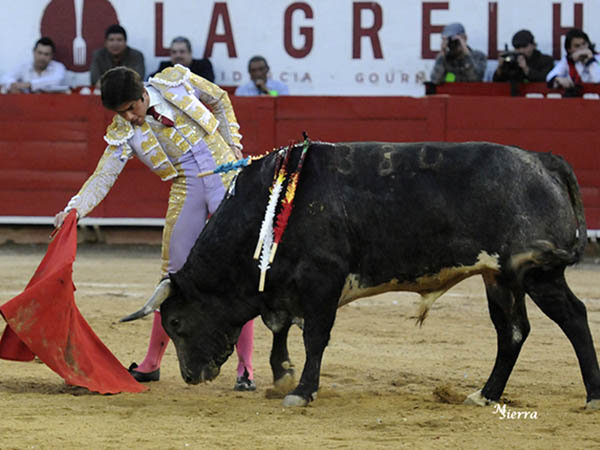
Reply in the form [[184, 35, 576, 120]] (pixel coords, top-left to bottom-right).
[[0, 244, 599, 449]]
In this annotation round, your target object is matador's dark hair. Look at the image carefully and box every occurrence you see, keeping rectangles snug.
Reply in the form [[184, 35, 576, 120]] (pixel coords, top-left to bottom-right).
[[100, 66, 144, 110]]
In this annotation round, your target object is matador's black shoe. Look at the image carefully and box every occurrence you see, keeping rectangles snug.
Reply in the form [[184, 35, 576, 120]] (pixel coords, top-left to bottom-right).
[[233, 369, 256, 391], [128, 362, 160, 382]]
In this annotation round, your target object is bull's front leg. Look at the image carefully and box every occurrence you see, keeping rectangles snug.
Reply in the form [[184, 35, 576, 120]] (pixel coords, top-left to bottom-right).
[[270, 322, 295, 388], [283, 306, 337, 407]]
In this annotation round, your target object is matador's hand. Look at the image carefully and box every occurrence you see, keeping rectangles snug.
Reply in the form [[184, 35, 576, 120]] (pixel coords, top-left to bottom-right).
[[53, 210, 78, 228], [54, 211, 68, 228]]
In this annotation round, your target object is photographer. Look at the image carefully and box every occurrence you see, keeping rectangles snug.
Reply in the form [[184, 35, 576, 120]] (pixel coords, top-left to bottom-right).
[[546, 28, 600, 93], [430, 23, 487, 85], [493, 30, 554, 83]]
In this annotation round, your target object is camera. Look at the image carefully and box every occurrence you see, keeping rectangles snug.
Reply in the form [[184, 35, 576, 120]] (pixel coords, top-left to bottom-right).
[[447, 37, 461, 52], [498, 49, 524, 82], [501, 50, 520, 64], [445, 36, 462, 59]]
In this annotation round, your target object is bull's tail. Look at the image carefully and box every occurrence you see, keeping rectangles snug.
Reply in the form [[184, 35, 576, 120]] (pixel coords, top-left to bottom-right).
[[540, 152, 587, 260], [509, 240, 580, 279], [510, 152, 587, 280]]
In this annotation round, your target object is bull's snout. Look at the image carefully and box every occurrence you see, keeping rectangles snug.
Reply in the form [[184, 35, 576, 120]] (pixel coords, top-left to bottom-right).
[[183, 374, 201, 385], [179, 365, 203, 385], [179, 361, 220, 385]]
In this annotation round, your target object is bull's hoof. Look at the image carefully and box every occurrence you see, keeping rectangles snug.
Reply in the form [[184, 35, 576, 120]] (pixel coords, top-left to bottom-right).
[[274, 373, 295, 391], [265, 373, 297, 399], [585, 399, 600, 410], [283, 394, 308, 407], [464, 389, 497, 407]]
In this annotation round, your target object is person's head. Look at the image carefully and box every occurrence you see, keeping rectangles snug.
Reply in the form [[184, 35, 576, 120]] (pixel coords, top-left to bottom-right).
[[33, 37, 55, 71], [564, 28, 595, 58], [442, 22, 467, 56], [512, 29, 536, 58], [170, 36, 193, 67], [101, 66, 148, 126], [248, 56, 269, 83], [104, 24, 127, 56]]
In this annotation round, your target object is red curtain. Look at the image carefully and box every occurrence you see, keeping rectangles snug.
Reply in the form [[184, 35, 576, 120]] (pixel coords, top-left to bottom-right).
[[0, 211, 146, 394]]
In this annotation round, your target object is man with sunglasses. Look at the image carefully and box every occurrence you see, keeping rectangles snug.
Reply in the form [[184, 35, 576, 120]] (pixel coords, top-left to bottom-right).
[[493, 29, 554, 83]]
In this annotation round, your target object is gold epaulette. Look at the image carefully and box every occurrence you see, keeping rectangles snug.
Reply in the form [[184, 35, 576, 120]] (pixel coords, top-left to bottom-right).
[[149, 64, 190, 88], [104, 114, 134, 146]]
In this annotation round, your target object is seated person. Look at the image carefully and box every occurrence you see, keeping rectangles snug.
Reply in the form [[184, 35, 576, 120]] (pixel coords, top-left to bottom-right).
[[235, 56, 289, 96], [430, 22, 487, 85], [90, 24, 145, 87], [1, 37, 66, 93], [493, 29, 554, 83], [152, 37, 214, 82], [547, 28, 600, 94]]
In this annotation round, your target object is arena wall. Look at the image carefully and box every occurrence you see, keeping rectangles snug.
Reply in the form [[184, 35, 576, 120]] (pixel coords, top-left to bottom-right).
[[0, 89, 598, 231]]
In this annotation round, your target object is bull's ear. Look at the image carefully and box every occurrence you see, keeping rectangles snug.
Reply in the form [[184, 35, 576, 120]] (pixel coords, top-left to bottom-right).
[[120, 279, 172, 322]]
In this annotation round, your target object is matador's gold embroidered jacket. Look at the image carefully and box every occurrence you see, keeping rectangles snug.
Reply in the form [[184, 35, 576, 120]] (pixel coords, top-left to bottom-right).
[[63, 65, 242, 218]]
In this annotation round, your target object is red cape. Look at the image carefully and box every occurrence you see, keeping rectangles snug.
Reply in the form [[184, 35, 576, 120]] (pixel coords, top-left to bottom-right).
[[0, 211, 146, 394]]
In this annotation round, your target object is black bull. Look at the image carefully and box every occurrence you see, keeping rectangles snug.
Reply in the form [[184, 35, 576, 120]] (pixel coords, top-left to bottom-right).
[[122, 141, 600, 409]]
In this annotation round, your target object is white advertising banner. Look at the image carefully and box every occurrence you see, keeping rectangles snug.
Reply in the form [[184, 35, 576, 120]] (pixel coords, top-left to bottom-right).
[[0, 0, 597, 96]]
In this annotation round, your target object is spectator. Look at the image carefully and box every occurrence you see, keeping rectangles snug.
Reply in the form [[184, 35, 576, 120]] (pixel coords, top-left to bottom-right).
[[90, 24, 145, 87], [0, 37, 66, 94], [235, 56, 289, 96], [493, 30, 554, 83], [430, 23, 487, 85], [547, 28, 600, 94], [152, 37, 214, 81]]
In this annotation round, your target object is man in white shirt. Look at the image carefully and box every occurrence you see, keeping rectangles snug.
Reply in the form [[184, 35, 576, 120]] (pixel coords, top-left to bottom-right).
[[1, 37, 66, 94], [235, 56, 289, 96]]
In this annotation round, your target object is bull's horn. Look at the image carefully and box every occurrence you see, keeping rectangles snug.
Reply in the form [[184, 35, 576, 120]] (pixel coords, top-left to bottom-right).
[[120, 279, 172, 322]]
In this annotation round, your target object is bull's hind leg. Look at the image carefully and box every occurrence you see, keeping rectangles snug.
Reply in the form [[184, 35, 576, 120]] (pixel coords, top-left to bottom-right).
[[270, 322, 295, 389], [466, 273, 530, 406], [523, 267, 600, 409]]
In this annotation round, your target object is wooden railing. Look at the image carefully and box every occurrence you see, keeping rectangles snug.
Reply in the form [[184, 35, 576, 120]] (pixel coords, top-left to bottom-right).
[[0, 92, 598, 230]]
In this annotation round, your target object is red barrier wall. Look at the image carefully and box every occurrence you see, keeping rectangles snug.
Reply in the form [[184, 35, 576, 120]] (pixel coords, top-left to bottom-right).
[[0, 92, 598, 229]]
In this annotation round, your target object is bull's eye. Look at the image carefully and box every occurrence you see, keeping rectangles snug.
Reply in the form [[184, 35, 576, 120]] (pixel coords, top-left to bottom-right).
[[170, 318, 180, 329]]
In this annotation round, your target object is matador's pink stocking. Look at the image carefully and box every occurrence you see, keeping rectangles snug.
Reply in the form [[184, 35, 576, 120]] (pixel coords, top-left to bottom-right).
[[136, 310, 169, 373], [236, 320, 254, 379]]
